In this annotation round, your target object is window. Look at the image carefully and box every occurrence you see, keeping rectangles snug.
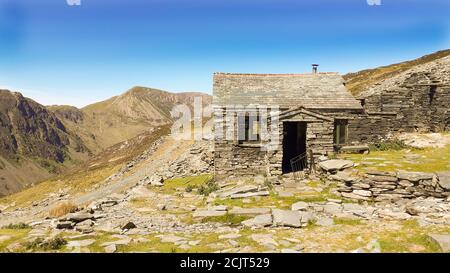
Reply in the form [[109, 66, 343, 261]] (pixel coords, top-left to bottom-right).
[[334, 119, 348, 145], [238, 112, 260, 144]]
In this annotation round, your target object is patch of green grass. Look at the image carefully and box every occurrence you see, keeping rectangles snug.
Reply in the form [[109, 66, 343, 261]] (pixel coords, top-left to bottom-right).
[[2, 223, 30, 229], [378, 232, 441, 253], [159, 174, 214, 194], [341, 143, 450, 173], [214, 184, 342, 210], [369, 140, 410, 151], [201, 213, 250, 226], [0, 228, 31, 251], [23, 236, 67, 251]]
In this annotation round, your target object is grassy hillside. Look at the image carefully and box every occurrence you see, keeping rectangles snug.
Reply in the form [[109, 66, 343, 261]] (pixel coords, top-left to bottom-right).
[[51, 86, 211, 153], [344, 49, 450, 96], [0, 90, 90, 196]]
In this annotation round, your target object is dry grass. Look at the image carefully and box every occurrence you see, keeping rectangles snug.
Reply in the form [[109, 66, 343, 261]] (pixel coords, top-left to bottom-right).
[[344, 49, 450, 95], [49, 202, 78, 218]]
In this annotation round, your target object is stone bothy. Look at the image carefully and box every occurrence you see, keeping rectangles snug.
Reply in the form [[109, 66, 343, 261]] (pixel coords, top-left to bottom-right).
[[212, 72, 364, 178]]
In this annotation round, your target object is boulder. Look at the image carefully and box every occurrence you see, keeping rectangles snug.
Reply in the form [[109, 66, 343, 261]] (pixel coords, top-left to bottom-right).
[[230, 191, 270, 199], [55, 221, 75, 229], [104, 244, 117, 253], [192, 210, 227, 218], [272, 209, 302, 228], [329, 172, 357, 182], [229, 207, 271, 215], [319, 160, 354, 172], [218, 185, 259, 198], [436, 171, 450, 190], [353, 190, 372, 197], [147, 175, 164, 186], [428, 234, 450, 252], [291, 201, 308, 211], [75, 219, 94, 233], [62, 212, 95, 223], [315, 217, 334, 227], [323, 203, 342, 215], [241, 214, 272, 227], [397, 171, 434, 182]]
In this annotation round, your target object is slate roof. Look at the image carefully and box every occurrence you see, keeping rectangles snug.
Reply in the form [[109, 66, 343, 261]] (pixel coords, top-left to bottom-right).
[[213, 72, 362, 110]]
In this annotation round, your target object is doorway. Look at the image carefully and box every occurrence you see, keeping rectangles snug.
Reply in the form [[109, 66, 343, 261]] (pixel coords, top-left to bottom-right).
[[282, 122, 307, 173]]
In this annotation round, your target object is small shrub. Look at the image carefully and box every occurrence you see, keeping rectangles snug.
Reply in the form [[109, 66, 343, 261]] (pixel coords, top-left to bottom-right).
[[49, 202, 78, 218], [24, 236, 67, 251], [198, 179, 219, 196], [369, 140, 409, 151], [185, 185, 194, 193], [2, 222, 30, 229]]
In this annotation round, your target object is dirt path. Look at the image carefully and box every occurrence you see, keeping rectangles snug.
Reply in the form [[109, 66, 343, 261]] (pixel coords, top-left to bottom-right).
[[0, 137, 194, 226], [73, 138, 193, 205]]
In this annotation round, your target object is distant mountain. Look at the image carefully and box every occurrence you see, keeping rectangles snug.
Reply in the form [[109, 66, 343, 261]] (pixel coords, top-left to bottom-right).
[[344, 49, 450, 96], [0, 90, 89, 196], [50, 86, 212, 152]]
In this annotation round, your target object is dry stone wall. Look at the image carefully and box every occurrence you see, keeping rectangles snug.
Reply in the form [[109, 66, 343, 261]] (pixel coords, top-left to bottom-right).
[[349, 67, 450, 143], [334, 170, 450, 201]]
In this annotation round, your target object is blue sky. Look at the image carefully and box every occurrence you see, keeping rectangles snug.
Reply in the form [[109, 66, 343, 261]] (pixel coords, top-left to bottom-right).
[[0, 0, 449, 107]]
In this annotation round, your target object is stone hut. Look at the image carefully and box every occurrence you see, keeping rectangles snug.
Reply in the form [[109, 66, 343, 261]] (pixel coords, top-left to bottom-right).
[[212, 72, 363, 179], [348, 56, 450, 143]]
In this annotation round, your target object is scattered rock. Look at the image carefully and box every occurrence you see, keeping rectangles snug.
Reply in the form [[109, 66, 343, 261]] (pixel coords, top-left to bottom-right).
[[229, 207, 271, 215], [319, 160, 354, 172], [272, 209, 302, 228], [230, 191, 270, 199], [105, 244, 117, 253], [62, 212, 95, 223], [436, 171, 450, 190], [427, 234, 450, 252], [241, 214, 273, 227], [55, 221, 75, 229], [315, 217, 334, 227], [211, 205, 228, 211], [193, 210, 227, 218], [251, 234, 279, 247], [218, 185, 259, 198], [291, 201, 308, 211], [121, 221, 137, 230], [156, 204, 167, 211]]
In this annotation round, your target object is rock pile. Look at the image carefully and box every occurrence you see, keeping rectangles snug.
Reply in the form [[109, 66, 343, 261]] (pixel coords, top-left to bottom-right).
[[52, 197, 127, 234], [334, 170, 450, 201]]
